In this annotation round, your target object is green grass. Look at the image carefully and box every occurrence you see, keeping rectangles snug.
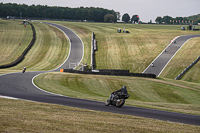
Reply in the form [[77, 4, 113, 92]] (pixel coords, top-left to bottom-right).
[[46, 21, 200, 72], [34, 72, 200, 115], [0, 20, 33, 65], [1, 20, 200, 131], [160, 37, 200, 82], [181, 60, 200, 83], [0, 21, 69, 72], [1, 98, 200, 133]]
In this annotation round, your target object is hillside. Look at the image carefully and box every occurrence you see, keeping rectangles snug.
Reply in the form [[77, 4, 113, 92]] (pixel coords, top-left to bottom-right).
[[160, 37, 200, 82], [0, 20, 32, 66], [50, 21, 200, 82], [0, 19, 69, 74], [1, 20, 200, 132]]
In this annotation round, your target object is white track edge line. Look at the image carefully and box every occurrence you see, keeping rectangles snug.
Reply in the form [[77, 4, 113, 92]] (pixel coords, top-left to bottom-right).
[[157, 38, 192, 77], [142, 36, 180, 74]]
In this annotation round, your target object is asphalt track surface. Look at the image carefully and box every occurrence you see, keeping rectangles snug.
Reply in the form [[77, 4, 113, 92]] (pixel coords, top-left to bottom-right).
[[0, 23, 200, 126], [143, 34, 200, 76]]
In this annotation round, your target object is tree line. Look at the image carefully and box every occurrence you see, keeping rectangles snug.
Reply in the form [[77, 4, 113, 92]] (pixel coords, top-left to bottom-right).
[[155, 15, 200, 24], [122, 13, 140, 23], [0, 3, 118, 22]]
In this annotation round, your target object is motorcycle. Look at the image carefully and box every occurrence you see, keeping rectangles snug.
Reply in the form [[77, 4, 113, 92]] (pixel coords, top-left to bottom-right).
[[105, 93, 129, 107], [22, 68, 26, 73]]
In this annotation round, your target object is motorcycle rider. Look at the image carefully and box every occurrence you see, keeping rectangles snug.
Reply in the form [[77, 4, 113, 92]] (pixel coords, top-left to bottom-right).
[[108, 86, 128, 105], [22, 67, 26, 73]]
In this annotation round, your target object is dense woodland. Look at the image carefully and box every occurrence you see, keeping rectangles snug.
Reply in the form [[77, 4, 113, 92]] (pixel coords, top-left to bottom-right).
[[0, 3, 118, 22]]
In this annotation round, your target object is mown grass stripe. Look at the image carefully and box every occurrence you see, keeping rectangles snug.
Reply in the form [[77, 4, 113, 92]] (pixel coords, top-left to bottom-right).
[[34, 72, 200, 115], [4, 22, 69, 71]]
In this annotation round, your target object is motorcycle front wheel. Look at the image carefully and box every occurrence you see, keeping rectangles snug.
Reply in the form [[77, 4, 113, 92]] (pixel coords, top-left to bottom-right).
[[115, 98, 125, 107], [105, 100, 110, 106]]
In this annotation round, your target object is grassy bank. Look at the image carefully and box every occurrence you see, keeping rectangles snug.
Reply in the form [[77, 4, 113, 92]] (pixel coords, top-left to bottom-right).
[[1, 98, 200, 133], [48, 21, 200, 74], [1, 20, 200, 132], [34, 72, 200, 115], [160, 37, 200, 82], [0, 21, 69, 72], [0, 20, 32, 65], [46, 21, 200, 83], [2, 20, 199, 81]]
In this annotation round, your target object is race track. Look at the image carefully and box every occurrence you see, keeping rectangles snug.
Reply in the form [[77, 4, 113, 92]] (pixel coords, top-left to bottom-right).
[[143, 34, 200, 76], [0, 23, 200, 126]]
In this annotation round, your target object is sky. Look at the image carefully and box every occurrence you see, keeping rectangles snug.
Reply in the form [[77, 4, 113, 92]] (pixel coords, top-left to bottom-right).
[[1, 0, 200, 22]]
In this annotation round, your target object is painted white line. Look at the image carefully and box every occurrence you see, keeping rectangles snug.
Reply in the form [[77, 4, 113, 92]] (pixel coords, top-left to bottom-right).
[[0, 22, 84, 101], [0, 95, 19, 100], [47, 24, 72, 71], [157, 38, 192, 77], [142, 36, 180, 74], [31, 22, 85, 98], [47, 23, 84, 71], [31, 72, 104, 104]]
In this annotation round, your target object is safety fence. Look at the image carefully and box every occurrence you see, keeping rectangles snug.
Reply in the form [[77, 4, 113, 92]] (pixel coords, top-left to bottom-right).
[[0, 22, 36, 68], [61, 69, 156, 78], [175, 56, 200, 80], [91, 32, 97, 69]]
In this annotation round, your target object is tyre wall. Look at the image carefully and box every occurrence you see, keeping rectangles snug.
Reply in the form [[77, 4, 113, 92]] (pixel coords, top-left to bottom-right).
[[61, 69, 156, 78]]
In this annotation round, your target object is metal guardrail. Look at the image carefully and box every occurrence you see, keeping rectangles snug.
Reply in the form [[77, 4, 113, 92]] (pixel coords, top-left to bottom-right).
[[91, 32, 96, 69], [175, 56, 200, 80]]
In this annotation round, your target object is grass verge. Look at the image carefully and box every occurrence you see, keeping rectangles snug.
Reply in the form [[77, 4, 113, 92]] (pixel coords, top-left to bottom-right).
[[0, 22, 69, 72], [0, 20, 32, 65], [34, 72, 200, 116], [160, 37, 200, 82], [46, 21, 200, 73], [1, 98, 200, 133]]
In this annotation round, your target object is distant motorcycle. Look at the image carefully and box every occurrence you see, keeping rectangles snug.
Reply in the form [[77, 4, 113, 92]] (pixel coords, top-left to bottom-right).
[[105, 93, 129, 107], [22, 67, 26, 73]]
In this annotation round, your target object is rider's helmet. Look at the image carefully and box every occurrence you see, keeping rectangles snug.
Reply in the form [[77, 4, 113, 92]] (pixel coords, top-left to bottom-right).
[[122, 86, 127, 94], [24, 67, 26, 69], [122, 86, 126, 89]]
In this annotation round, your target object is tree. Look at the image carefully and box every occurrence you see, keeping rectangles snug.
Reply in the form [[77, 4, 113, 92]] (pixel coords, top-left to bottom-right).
[[0, 3, 117, 22], [155, 16, 162, 24], [131, 15, 139, 24], [162, 15, 172, 24], [104, 14, 115, 22], [122, 13, 130, 23], [197, 18, 200, 23], [175, 17, 183, 24]]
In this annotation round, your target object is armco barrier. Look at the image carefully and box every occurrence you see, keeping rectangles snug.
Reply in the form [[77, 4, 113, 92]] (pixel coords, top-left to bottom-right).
[[0, 22, 36, 68], [62, 69, 156, 78], [91, 33, 95, 69], [175, 56, 200, 80]]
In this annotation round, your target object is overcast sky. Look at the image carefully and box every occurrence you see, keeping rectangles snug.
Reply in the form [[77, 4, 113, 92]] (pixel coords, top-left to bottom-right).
[[1, 0, 200, 22]]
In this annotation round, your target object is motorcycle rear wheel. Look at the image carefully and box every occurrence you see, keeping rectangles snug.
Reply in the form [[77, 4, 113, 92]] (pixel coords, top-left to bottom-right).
[[115, 98, 125, 107]]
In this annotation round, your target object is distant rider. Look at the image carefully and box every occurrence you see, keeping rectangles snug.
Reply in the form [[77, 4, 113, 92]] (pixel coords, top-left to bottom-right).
[[22, 67, 26, 73], [108, 86, 128, 104]]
